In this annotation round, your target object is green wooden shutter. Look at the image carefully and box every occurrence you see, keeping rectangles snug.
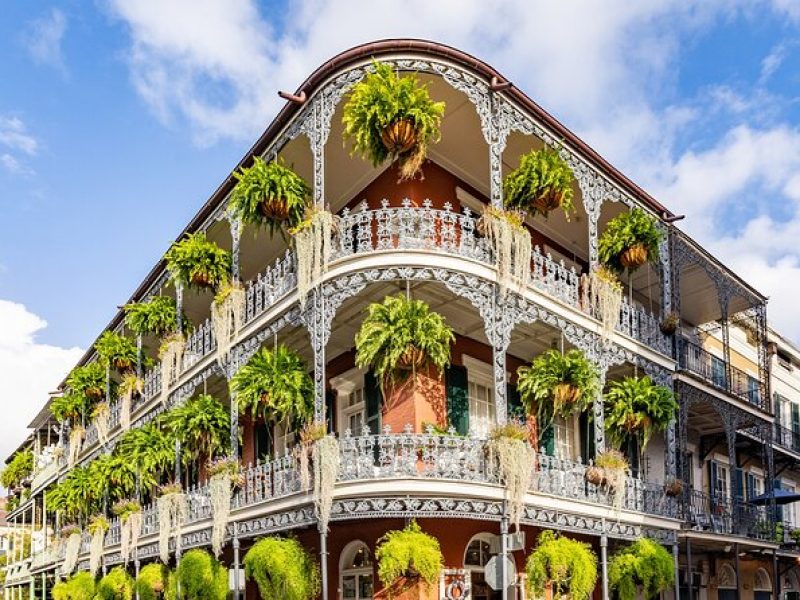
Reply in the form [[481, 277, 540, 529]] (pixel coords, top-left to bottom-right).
[[364, 372, 381, 435], [325, 389, 336, 434], [445, 365, 469, 436], [541, 424, 555, 456], [791, 404, 800, 435], [507, 382, 524, 421], [709, 461, 718, 497], [734, 468, 744, 502], [579, 413, 595, 462], [775, 478, 785, 521]]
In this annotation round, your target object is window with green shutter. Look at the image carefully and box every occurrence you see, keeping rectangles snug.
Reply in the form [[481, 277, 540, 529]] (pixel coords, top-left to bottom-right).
[[507, 382, 524, 422], [540, 424, 555, 456], [445, 364, 469, 436], [364, 372, 381, 435]]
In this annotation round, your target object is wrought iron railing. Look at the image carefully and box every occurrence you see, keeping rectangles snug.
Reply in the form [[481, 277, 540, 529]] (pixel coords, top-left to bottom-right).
[[678, 339, 766, 409], [685, 490, 772, 540], [774, 423, 800, 454]]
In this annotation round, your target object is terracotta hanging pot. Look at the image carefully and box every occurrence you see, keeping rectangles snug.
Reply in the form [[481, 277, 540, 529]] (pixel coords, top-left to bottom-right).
[[85, 386, 104, 400], [397, 345, 426, 370], [664, 479, 684, 497], [553, 383, 581, 406], [113, 358, 133, 372], [190, 271, 214, 288], [381, 119, 417, 155], [585, 465, 606, 487], [258, 197, 290, 222], [532, 189, 564, 215], [619, 242, 648, 269]]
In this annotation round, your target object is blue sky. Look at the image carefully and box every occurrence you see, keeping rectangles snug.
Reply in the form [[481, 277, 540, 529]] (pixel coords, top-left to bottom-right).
[[2, 0, 800, 454]]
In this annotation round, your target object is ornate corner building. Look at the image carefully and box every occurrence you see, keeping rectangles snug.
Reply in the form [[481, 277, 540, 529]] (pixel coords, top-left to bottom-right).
[[1, 40, 796, 600]]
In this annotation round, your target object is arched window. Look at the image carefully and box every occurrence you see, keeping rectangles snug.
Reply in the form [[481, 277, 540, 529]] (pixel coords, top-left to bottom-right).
[[754, 568, 772, 600], [340, 541, 373, 600], [717, 564, 737, 600], [464, 534, 515, 600]]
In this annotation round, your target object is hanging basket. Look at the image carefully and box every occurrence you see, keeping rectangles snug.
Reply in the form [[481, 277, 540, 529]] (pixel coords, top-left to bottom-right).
[[113, 357, 133, 372], [85, 386, 104, 400], [619, 243, 648, 269], [623, 413, 651, 433], [584, 465, 606, 487], [659, 314, 679, 335], [381, 119, 417, 155], [664, 479, 684, 497], [258, 197, 290, 222], [190, 271, 214, 288], [531, 189, 564, 215], [553, 383, 581, 405], [397, 345, 427, 370]]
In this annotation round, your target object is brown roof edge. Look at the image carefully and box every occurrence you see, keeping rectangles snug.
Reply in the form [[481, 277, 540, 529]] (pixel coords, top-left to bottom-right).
[[70, 38, 680, 373]]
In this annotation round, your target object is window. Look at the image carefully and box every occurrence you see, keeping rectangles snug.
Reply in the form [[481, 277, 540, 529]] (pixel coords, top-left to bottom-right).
[[713, 462, 729, 499], [717, 564, 737, 600], [747, 376, 761, 405], [711, 356, 727, 389], [331, 368, 367, 435], [272, 420, 295, 457], [754, 568, 772, 600], [339, 542, 373, 600], [464, 534, 512, 600], [552, 416, 578, 461], [464, 357, 496, 438]]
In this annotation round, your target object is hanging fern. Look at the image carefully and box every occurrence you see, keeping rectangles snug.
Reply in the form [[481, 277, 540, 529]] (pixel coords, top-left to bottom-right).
[[123, 296, 183, 338], [609, 538, 675, 600], [504, 147, 575, 219], [526, 530, 598, 600], [343, 61, 445, 180], [598, 208, 663, 274], [243, 536, 321, 600], [164, 232, 231, 290], [95, 331, 139, 372], [375, 520, 443, 587], [229, 157, 310, 234], [231, 345, 313, 425], [96, 566, 135, 600], [604, 376, 678, 452], [163, 393, 229, 465], [174, 549, 228, 600], [67, 362, 107, 401], [355, 294, 454, 391], [1, 449, 33, 489]]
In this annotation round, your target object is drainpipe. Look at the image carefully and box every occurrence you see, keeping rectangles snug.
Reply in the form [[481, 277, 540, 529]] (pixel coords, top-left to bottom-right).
[[600, 525, 609, 600], [673, 542, 681, 600], [319, 524, 329, 600]]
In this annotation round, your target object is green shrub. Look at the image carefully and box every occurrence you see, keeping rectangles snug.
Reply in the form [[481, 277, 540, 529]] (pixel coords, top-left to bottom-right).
[[135, 563, 171, 600], [355, 295, 454, 391], [164, 233, 231, 290], [526, 530, 598, 600], [231, 345, 313, 425], [343, 61, 445, 180], [504, 147, 575, 219], [604, 376, 678, 452], [598, 208, 663, 273], [243, 536, 320, 600], [375, 520, 443, 587], [52, 572, 96, 600], [609, 538, 674, 600], [229, 157, 310, 234], [174, 549, 228, 600], [96, 567, 135, 600]]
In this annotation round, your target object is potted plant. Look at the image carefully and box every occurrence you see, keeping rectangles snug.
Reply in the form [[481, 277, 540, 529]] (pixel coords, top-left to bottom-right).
[[663, 476, 684, 497], [516, 349, 598, 445], [504, 146, 575, 219], [589, 265, 623, 340], [477, 206, 532, 295], [231, 345, 314, 425], [355, 294, 454, 393], [211, 279, 246, 361], [96, 566, 135, 600], [604, 376, 678, 454], [1, 450, 33, 490], [174, 549, 228, 600], [165, 232, 231, 290], [135, 563, 171, 600], [375, 520, 443, 600], [660, 312, 680, 335], [67, 362, 107, 401], [343, 61, 445, 181], [598, 207, 663, 273], [586, 450, 629, 509], [113, 498, 143, 565], [289, 206, 338, 307], [123, 296, 183, 338], [87, 514, 110, 576], [156, 482, 188, 563], [243, 536, 321, 600], [53, 572, 96, 600], [229, 156, 310, 235], [95, 331, 138, 373], [164, 393, 229, 468], [609, 538, 674, 600], [487, 422, 534, 531], [114, 423, 173, 495], [205, 456, 241, 557], [526, 530, 598, 600]]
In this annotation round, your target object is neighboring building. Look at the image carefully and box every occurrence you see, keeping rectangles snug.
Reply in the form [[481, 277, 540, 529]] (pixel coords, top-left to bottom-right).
[[1, 39, 794, 600]]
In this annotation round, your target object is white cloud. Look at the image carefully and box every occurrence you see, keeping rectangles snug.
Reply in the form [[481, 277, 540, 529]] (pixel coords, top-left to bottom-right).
[[0, 300, 82, 472], [0, 116, 38, 156], [23, 8, 68, 74]]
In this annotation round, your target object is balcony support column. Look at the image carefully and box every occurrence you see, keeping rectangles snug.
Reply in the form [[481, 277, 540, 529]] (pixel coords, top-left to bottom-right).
[[307, 288, 329, 423], [175, 281, 185, 336], [685, 537, 693, 600], [229, 389, 239, 460], [230, 217, 242, 283], [600, 526, 609, 600], [672, 542, 680, 600], [592, 365, 608, 456], [319, 525, 329, 600]]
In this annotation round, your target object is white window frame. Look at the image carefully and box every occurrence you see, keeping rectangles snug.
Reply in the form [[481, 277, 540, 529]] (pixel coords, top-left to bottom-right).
[[552, 415, 580, 461], [463, 356, 497, 439], [339, 540, 374, 600], [273, 420, 295, 457], [331, 367, 367, 435]]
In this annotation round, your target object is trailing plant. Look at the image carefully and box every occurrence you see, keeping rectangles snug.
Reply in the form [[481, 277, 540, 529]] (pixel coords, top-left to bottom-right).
[[61, 524, 83, 576], [297, 421, 327, 490], [342, 61, 445, 180], [113, 498, 143, 565], [67, 362, 107, 401], [52, 572, 96, 600], [211, 280, 246, 361], [586, 450, 629, 510], [289, 207, 337, 307], [156, 483, 188, 563], [123, 296, 182, 338], [355, 294, 454, 392], [526, 530, 598, 600], [243, 536, 321, 600], [589, 265, 623, 341], [604, 376, 678, 453], [477, 207, 532, 295], [95, 331, 138, 373], [231, 345, 313, 425], [517, 349, 598, 440], [488, 422, 534, 530], [89, 453, 137, 504], [375, 520, 443, 590], [164, 394, 229, 466], [92, 401, 111, 446], [165, 232, 231, 290], [52, 465, 102, 518], [88, 514, 110, 576], [159, 332, 186, 397], [609, 538, 674, 600], [205, 456, 240, 557], [96, 566, 135, 600], [174, 549, 228, 600], [504, 146, 575, 219], [115, 424, 173, 494], [228, 156, 310, 234], [312, 433, 340, 532], [136, 564, 171, 600], [118, 373, 144, 431], [68, 424, 85, 467], [1, 450, 33, 489], [598, 208, 663, 273]]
